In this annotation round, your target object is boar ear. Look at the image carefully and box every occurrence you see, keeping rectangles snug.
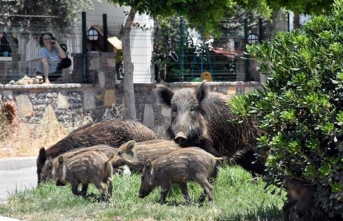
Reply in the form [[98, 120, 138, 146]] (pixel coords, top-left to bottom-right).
[[37, 147, 47, 165], [144, 159, 152, 171], [155, 84, 174, 107], [58, 156, 64, 164], [126, 140, 136, 151], [195, 82, 209, 103]]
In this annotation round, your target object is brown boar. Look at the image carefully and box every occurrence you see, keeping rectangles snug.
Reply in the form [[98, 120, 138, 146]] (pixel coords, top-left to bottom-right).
[[53, 150, 114, 200], [111, 139, 181, 173], [36, 119, 157, 184], [282, 178, 317, 221], [40, 144, 117, 184], [155, 82, 265, 176], [138, 147, 224, 204]]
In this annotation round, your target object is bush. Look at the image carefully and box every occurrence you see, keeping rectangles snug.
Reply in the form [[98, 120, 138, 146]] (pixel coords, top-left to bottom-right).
[[230, 0, 343, 218]]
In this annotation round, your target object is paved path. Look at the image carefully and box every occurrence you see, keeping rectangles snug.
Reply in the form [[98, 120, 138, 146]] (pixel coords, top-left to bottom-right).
[[0, 157, 37, 221], [0, 166, 37, 200]]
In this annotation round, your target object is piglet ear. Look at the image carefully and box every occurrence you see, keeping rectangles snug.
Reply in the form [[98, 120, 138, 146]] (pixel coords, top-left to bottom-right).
[[127, 140, 136, 151], [195, 82, 209, 103], [58, 156, 64, 164], [144, 159, 152, 171], [155, 84, 174, 107]]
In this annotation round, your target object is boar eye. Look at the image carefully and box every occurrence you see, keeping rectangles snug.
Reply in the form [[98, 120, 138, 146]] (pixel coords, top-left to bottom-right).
[[190, 106, 195, 112], [118, 151, 123, 156], [48, 166, 52, 170], [171, 106, 177, 113]]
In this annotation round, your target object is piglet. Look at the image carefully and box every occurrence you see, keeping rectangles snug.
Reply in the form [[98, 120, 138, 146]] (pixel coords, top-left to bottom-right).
[[138, 147, 224, 204]]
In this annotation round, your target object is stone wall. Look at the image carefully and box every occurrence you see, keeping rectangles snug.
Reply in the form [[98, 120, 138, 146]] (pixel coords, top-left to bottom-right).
[[71, 52, 118, 86], [0, 81, 262, 137]]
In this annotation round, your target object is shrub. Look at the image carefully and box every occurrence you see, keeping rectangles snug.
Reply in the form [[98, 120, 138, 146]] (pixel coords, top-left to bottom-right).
[[230, 0, 343, 218]]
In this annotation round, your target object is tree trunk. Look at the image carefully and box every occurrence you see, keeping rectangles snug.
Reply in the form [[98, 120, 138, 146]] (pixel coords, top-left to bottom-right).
[[293, 13, 300, 29], [122, 7, 136, 120]]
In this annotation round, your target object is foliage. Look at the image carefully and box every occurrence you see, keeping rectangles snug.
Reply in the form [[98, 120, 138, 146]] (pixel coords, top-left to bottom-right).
[[0, 166, 285, 221], [266, 0, 334, 15], [152, 9, 279, 82], [0, 0, 101, 33], [111, 0, 271, 34], [229, 0, 343, 218]]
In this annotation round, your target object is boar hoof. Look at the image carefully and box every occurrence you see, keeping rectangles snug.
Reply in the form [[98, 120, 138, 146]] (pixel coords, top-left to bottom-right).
[[56, 180, 65, 186], [159, 199, 167, 205]]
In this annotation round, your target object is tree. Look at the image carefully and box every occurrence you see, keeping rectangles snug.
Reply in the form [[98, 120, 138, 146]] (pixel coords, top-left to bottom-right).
[[109, 0, 337, 120], [109, 0, 272, 120], [266, 0, 334, 15], [229, 0, 343, 218], [0, 0, 101, 32]]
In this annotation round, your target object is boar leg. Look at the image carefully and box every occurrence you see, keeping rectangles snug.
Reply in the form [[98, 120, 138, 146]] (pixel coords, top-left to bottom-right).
[[197, 190, 206, 204], [198, 178, 213, 203], [282, 199, 297, 221], [179, 183, 190, 204], [71, 182, 81, 196], [159, 182, 172, 204], [107, 178, 113, 198], [80, 184, 89, 196], [94, 182, 107, 201]]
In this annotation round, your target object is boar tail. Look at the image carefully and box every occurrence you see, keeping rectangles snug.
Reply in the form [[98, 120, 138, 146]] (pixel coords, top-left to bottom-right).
[[214, 156, 227, 162]]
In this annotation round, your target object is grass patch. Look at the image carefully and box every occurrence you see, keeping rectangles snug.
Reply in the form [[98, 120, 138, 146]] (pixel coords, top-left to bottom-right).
[[0, 166, 285, 221]]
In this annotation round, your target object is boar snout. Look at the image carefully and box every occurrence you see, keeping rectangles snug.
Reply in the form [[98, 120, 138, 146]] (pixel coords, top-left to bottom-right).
[[174, 132, 187, 144], [56, 179, 66, 186], [138, 190, 149, 198]]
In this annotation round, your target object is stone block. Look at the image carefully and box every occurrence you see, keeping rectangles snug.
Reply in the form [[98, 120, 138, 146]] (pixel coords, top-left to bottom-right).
[[143, 104, 154, 128], [98, 71, 106, 88], [83, 90, 96, 110], [106, 58, 116, 67], [244, 86, 253, 94], [39, 104, 64, 139], [227, 86, 236, 95], [15, 94, 33, 118], [2, 90, 14, 100], [104, 90, 116, 107], [57, 91, 69, 109]]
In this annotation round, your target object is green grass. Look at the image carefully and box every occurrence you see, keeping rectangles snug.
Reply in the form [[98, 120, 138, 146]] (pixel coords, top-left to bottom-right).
[[0, 166, 285, 221]]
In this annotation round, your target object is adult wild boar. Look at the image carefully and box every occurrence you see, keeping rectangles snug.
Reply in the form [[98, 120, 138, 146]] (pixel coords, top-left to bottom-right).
[[36, 119, 157, 184], [40, 144, 117, 184], [138, 147, 224, 204], [53, 150, 114, 200], [111, 139, 181, 173], [155, 82, 264, 175]]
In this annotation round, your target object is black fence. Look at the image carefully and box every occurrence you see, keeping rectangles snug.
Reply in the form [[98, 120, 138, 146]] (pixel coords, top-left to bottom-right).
[[153, 18, 266, 83], [0, 13, 269, 84]]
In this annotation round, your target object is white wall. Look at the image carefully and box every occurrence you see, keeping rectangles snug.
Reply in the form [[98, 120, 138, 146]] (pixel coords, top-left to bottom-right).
[[84, 1, 155, 83]]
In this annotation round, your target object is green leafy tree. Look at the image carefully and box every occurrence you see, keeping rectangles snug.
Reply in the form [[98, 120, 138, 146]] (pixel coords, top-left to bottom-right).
[[230, 0, 343, 218], [267, 0, 334, 15], [109, 0, 335, 120], [0, 0, 100, 32], [108, 0, 271, 119]]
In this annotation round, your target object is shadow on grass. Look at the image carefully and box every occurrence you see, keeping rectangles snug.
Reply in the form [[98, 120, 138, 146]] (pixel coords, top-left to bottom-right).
[[83, 193, 111, 203], [214, 204, 283, 221]]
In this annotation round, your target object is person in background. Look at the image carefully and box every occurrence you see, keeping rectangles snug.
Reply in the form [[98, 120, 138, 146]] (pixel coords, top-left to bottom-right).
[[0, 32, 12, 57], [36, 32, 66, 84]]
